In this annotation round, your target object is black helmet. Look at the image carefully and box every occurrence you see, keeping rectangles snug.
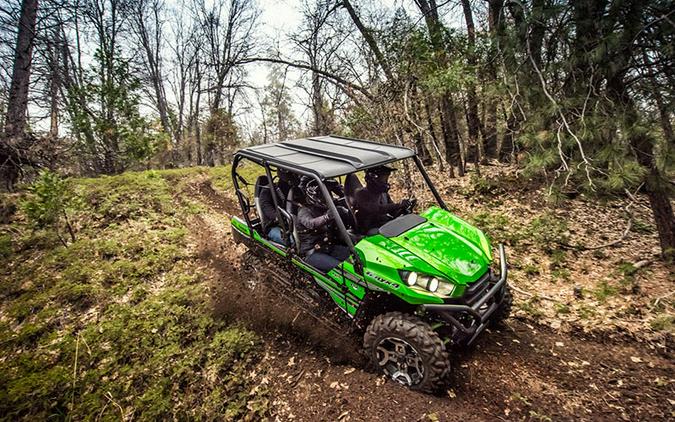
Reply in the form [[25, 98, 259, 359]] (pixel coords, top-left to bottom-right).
[[365, 165, 395, 193], [300, 176, 325, 209], [278, 168, 298, 185]]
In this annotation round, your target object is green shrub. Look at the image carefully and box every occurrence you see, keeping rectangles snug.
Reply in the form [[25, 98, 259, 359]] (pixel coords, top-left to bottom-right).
[[0, 234, 11, 258], [526, 212, 569, 248], [650, 315, 674, 332], [21, 171, 77, 246]]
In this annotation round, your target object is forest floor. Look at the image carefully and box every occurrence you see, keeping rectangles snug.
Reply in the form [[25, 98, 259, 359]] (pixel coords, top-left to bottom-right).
[[1, 165, 673, 420]]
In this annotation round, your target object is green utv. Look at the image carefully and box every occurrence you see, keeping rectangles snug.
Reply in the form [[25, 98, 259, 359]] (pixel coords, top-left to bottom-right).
[[230, 135, 511, 392]]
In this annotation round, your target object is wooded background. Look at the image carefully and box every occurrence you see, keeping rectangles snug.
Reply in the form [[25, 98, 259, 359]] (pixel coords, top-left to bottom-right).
[[0, 0, 673, 256]]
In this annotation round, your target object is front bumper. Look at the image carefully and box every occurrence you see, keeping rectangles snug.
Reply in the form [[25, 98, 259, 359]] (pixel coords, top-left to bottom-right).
[[421, 244, 508, 346]]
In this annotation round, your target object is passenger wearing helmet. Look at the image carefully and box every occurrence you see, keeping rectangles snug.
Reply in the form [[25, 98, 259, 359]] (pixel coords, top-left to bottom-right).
[[260, 168, 297, 244], [353, 165, 415, 235], [296, 177, 351, 272]]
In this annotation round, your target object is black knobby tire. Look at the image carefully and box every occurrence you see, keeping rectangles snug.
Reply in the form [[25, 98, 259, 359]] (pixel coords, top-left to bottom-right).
[[489, 283, 513, 327], [363, 312, 450, 393]]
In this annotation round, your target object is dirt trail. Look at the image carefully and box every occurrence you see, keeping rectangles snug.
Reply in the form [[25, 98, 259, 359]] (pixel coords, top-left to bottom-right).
[[183, 179, 674, 421]]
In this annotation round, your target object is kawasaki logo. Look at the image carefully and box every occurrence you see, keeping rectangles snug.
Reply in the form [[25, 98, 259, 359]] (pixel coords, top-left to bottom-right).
[[365, 271, 400, 289]]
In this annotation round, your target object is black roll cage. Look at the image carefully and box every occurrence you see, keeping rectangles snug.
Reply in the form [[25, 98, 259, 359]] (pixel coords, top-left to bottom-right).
[[231, 152, 448, 275]]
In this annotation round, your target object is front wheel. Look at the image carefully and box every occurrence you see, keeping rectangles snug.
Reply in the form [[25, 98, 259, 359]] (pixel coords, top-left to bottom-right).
[[489, 283, 513, 326], [363, 312, 450, 393]]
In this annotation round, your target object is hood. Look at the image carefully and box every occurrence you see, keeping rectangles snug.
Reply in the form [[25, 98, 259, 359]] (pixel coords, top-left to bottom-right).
[[357, 207, 492, 285]]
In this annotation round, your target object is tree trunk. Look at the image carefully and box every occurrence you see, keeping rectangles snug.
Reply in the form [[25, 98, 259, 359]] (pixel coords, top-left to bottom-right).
[[405, 84, 433, 166], [607, 75, 674, 259], [194, 58, 203, 166], [342, 0, 393, 81], [460, 0, 482, 162], [423, 98, 444, 171], [483, 99, 498, 161], [415, 0, 463, 176], [481, 0, 502, 162], [311, 71, 324, 135], [1, 0, 39, 189], [439, 95, 462, 176], [500, 110, 517, 162], [48, 38, 60, 140], [4, 0, 38, 140]]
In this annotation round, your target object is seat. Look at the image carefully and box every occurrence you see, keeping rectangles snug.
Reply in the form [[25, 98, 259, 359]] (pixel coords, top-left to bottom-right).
[[344, 173, 363, 233], [344, 173, 362, 208], [253, 175, 271, 231]]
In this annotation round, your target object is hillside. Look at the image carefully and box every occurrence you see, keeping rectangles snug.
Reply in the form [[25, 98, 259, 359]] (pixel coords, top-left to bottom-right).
[[1, 167, 673, 420]]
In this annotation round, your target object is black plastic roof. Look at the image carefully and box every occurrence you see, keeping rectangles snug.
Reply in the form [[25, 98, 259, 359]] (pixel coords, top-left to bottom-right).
[[236, 135, 415, 178]]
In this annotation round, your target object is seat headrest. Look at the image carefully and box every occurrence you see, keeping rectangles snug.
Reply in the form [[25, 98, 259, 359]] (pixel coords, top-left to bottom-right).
[[286, 187, 303, 214], [345, 173, 363, 197], [254, 175, 270, 197]]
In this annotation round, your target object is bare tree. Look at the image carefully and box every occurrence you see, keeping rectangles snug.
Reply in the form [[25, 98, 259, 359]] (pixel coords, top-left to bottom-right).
[[194, 0, 258, 165], [292, 0, 347, 135], [130, 0, 174, 155], [167, 3, 199, 163], [460, 0, 482, 163], [1, 0, 38, 189]]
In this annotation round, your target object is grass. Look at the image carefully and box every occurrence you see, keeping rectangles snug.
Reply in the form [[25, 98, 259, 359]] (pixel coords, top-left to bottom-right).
[[631, 218, 654, 234], [468, 210, 569, 251], [517, 298, 545, 318], [554, 303, 571, 315], [650, 314, 674, 332], [0, 167, 268, 420], [592, 280, 619, 303]]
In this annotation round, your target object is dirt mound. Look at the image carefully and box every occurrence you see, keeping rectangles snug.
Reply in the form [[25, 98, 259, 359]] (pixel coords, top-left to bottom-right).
[[184, 177, 239, 215]]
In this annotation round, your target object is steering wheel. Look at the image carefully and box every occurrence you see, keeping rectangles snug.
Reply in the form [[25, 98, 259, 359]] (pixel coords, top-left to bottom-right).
[[405, 198, 418, 214]]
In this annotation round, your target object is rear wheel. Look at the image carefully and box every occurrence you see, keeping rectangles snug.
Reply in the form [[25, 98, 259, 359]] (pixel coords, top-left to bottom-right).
[[363, 312, 449, 392]]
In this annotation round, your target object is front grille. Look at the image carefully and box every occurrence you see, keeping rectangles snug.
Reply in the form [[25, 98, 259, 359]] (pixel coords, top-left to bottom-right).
[[463, 270, 491, 305]]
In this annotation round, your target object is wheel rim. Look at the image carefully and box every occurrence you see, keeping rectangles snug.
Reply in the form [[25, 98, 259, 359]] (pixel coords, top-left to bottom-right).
[[375, 337, 424, 386]]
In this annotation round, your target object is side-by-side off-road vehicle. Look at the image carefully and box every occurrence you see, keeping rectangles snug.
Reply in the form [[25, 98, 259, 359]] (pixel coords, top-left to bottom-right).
[[230, 135, 511, 392]]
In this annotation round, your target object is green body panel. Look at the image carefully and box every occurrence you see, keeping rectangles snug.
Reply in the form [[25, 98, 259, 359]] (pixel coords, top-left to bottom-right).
[[353, 207, 492, 302], [392, 207, 491, 284], [231, 217, 364, 316], [231, 205, 493, 311]]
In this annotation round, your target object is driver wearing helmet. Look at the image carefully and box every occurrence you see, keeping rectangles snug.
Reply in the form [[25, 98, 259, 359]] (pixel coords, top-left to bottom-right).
[[353, 165, 416, 235], [296, 176, 351, 272]]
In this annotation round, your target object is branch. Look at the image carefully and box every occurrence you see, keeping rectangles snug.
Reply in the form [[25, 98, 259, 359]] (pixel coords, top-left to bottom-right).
[[558, 186, 643, 251], [511, 284, 557, 302], [559, 218, 632, 251], [243, 57, 375, 101], [341, 0, 393, 81]]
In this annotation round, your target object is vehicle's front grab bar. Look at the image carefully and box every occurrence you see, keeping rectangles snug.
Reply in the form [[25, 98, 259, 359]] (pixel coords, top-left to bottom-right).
[[421, 244, 508, 344]]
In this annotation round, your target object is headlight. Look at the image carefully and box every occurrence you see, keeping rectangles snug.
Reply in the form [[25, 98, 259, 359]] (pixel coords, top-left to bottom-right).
[[400, 271, 451, 295], [435, 282, 455, 296], [406, 271, 418, 286]]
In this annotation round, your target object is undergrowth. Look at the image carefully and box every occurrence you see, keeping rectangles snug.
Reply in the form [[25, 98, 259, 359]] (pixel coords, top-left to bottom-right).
[[0, 167, 267, 420]]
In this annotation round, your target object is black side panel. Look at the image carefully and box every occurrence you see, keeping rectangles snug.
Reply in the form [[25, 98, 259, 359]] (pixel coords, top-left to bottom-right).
[[378, 214, 427, 238]]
